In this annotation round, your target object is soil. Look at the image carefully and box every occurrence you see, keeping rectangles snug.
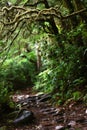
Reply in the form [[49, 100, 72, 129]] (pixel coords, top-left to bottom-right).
[[0, 87, 87, 130]]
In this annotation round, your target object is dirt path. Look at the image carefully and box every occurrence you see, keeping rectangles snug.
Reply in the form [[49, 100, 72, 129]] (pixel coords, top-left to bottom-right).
[[0, 88, 87, 130]]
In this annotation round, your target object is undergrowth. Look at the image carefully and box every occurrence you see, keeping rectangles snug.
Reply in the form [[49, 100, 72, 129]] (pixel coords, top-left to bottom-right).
[[34, 24, 87, 104]]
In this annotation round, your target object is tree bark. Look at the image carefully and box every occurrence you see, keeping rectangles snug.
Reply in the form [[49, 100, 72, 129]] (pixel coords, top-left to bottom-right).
[[43, 0, 59, 35], [63, 0, 78, 28], [72, 0, 87, 23]]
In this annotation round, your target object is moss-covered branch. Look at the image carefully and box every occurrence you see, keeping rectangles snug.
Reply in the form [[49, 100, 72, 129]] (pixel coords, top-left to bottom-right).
[[64, 8, 87, 19], [0, 5, 86, 36]]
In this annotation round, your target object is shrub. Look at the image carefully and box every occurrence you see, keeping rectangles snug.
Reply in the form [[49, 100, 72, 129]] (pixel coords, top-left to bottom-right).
[[34, 38, 86, 102], [0, 51, 37, 89], [0, 51, 37, 107]]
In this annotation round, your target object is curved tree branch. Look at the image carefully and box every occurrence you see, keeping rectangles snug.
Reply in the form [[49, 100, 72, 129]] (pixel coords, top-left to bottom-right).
[[0, 4, 86, 37]]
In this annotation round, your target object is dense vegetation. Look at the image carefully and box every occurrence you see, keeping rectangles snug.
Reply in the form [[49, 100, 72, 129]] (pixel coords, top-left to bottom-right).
[[0, 0, 87, 108]]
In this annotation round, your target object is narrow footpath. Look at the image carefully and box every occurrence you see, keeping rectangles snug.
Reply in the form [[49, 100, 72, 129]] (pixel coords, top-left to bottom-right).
[[0, 88, 87, 130]]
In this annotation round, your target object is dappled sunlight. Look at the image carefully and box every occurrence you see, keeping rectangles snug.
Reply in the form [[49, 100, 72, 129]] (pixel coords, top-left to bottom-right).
[[12, 94, 30, 102]]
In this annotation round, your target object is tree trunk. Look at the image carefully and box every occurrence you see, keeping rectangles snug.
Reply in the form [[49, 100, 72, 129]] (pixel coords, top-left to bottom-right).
[[63, 0, 78, 28], [43, 0, 59, 35], [72, 0, 87, 23]]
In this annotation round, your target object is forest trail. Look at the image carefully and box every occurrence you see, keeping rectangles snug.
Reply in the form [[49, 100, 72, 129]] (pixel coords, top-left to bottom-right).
[[1, 88, 87, 130]]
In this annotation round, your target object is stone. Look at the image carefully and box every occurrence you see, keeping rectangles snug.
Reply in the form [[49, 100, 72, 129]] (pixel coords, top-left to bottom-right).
[[13, 110, 35, 125], [38, 94, 51, 102], [55, 125, 65, 130], [68, 121, 76, 127]]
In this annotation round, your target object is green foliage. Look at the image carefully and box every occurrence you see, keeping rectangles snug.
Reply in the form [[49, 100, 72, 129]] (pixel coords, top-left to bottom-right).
[[67, 23, 87, 45], [19, 0, 28, 5], [9, 0, 17, 4], [35, 69, 55, 93], [35, 24, 87, 103], [0, 50, 37, 105], [83, 93, 87, 104], [0, 81, 12, 104], [0, 79, 15, 109], [72, 91, 82, 100], [0, 55, 36, 89]]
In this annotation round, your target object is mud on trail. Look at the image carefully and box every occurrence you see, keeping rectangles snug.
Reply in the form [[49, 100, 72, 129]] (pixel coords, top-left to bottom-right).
[[0, 88, 87, 130]]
